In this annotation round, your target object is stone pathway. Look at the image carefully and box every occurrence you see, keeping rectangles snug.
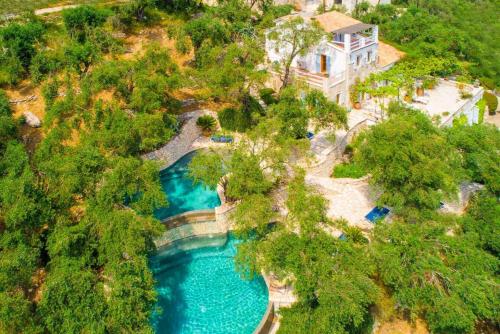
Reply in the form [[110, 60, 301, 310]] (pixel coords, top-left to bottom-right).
[[308, 111, 377, 177], [141, 109, 226, 169], [306, 174, 377, 230]]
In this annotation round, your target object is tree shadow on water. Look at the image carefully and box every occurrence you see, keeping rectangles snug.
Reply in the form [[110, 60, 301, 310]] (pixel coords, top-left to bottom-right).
[[150, 250, 193, 334]]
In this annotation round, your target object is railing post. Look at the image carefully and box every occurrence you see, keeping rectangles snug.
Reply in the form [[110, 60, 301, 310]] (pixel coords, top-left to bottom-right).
[[345, 34, 351, 53]]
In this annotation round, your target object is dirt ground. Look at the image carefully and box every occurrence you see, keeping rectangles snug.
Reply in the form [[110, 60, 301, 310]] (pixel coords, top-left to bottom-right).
[[484, 112, 500, 127], [376, 318, 429, 334], [121, 26, 194, 69], [5, 80, 45, 120]]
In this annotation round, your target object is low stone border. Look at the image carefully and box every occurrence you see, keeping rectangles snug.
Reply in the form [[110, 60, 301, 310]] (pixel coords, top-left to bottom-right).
[[161, 209, 216, 228], [254, 302, 275, 334]]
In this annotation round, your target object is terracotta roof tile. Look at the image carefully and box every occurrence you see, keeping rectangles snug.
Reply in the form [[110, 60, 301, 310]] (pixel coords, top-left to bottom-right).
[[311, 11, 362, 32], [377, 41, 405, 68]]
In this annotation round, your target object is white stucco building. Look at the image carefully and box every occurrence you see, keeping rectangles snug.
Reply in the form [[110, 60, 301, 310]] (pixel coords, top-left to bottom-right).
[[266, 11, 402, 106]]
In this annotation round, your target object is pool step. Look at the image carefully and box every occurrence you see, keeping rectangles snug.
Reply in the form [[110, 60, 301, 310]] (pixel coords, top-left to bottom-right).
[[161, 209, 216, 228]]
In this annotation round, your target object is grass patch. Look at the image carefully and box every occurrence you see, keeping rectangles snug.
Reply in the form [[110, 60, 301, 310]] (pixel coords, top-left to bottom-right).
[[332, 161, 366, 179]]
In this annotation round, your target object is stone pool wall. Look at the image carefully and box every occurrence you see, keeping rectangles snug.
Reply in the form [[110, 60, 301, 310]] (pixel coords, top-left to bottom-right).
[[154, 210, 226, 249]]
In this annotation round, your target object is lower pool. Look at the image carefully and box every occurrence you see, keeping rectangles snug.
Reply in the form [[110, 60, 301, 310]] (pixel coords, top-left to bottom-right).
[[154, 151, 221, 220], [150, 235, 269, 334]]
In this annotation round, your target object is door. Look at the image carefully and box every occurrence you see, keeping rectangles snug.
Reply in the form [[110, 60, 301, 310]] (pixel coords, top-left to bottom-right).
[[320, 54, 327, 73]]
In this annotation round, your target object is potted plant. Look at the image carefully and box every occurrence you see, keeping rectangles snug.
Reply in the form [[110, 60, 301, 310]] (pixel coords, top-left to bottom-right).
[[423, 76, 437, 90], [196, 115, 217, 136], [403, 80, 414, 102], [350, 80, 362, 109], [416, 79, 424, 96]]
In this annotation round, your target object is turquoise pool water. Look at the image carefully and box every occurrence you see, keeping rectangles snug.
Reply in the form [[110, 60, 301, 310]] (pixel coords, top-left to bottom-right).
[[154, 151, 221, 220], [150, 235, 269, 334]]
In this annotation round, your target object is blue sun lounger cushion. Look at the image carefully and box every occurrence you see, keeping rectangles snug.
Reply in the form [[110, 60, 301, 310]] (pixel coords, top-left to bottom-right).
[[365, 207, 390, 223]]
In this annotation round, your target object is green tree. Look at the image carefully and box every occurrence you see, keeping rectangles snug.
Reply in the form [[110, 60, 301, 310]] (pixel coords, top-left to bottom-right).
[[267, 16, 324, 89], [269, 87, 347, 139], [236, 171, 379, 333], [358, 111, 461, 215], [461, 191, 500, 256], [373, 217, 500, 334], [446, 123, 500, 194], [196, 38, 266, 103]]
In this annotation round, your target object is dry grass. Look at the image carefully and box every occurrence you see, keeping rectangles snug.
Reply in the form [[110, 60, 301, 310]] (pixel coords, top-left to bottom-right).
[[121, 26, 194, 69], [5, 80, 45, 120], [373, 282, 429, 334], [376, 319, 429, 334]]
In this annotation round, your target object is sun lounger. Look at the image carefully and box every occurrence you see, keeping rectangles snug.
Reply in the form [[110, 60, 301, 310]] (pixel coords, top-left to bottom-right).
[[211, 135, 233, 143], [365, 207, 390, 223]]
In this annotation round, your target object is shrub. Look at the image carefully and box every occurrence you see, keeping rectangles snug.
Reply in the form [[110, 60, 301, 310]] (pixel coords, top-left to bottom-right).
[[30, 51, 63, 84], [476, 99, 486, 123], [218, 106, 254, 133], [133, 113, 174, 152], [41, 79, 60, 110], [62, 6, 110, 41], [459, 90, 473, 99], [259, 88, 278, 105], [343, 144, 354, 156], [332, 161, 366, 179], [484, 91, 498, 115], [196, 115, 217, 132], [480, 77, 496, 90], [0, 90, 12, 117]]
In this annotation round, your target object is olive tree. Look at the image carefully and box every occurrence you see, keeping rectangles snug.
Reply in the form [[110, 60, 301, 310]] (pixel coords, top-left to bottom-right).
[[267, 16, 324, 89]]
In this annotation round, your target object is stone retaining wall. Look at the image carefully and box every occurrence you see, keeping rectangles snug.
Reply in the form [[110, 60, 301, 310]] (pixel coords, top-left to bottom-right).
[[311, 118, 375, 177]]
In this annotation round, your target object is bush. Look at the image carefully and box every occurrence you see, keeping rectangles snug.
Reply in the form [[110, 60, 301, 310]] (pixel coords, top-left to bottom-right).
[[218, 105, 256, 133], [133, 113, 175, 152], [62, 6, 110, 41], [196, 115, 217, 132], [0, 90, 12, 117], [343, 144, 354, 156], [332, 161, 366, 179], [484, 91, 498, 115], [30, 51, 63, 84], [259, 88, 278, 106], [41, 79, 60, 110], [476, 99, 486, 123]]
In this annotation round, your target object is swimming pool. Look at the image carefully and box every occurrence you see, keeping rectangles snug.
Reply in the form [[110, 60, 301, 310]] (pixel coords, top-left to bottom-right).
[[154, 151, 221, 220], [150, 234, 269, 334]]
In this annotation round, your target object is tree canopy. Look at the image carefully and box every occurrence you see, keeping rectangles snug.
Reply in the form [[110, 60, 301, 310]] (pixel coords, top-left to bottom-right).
[[357, 111, 461, 215]]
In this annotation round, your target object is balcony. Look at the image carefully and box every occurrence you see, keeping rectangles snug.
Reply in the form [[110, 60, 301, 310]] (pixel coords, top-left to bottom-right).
[[293, 67, 346, 90], [332, 36, 375, 51]]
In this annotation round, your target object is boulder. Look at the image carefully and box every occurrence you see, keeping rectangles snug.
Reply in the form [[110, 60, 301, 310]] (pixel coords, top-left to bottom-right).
[[23, 111, 41, 128]]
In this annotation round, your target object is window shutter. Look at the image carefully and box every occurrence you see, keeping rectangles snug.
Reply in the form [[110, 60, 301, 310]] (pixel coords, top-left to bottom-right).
[[315, 55, 321, 73], [326, 56, 331, 75]]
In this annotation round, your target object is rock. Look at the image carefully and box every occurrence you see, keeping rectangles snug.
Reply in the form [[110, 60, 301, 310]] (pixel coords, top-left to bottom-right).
[[181, 98, 197, 107], [23, 112, 41, 128], [111, 32, 126, 39]]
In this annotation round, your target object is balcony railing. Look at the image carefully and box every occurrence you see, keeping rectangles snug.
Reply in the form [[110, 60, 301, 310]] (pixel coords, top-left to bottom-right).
[[293, 67, 346, 90], [332, 36, 375, 51]]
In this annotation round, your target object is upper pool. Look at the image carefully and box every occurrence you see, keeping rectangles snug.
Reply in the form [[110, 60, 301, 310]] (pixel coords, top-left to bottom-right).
[[154, 151, 221, 220], [150, 234, 269, 333]]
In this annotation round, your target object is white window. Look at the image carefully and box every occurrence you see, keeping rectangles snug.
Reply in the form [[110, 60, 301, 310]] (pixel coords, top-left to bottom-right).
[[367, 51, 372, 63]]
